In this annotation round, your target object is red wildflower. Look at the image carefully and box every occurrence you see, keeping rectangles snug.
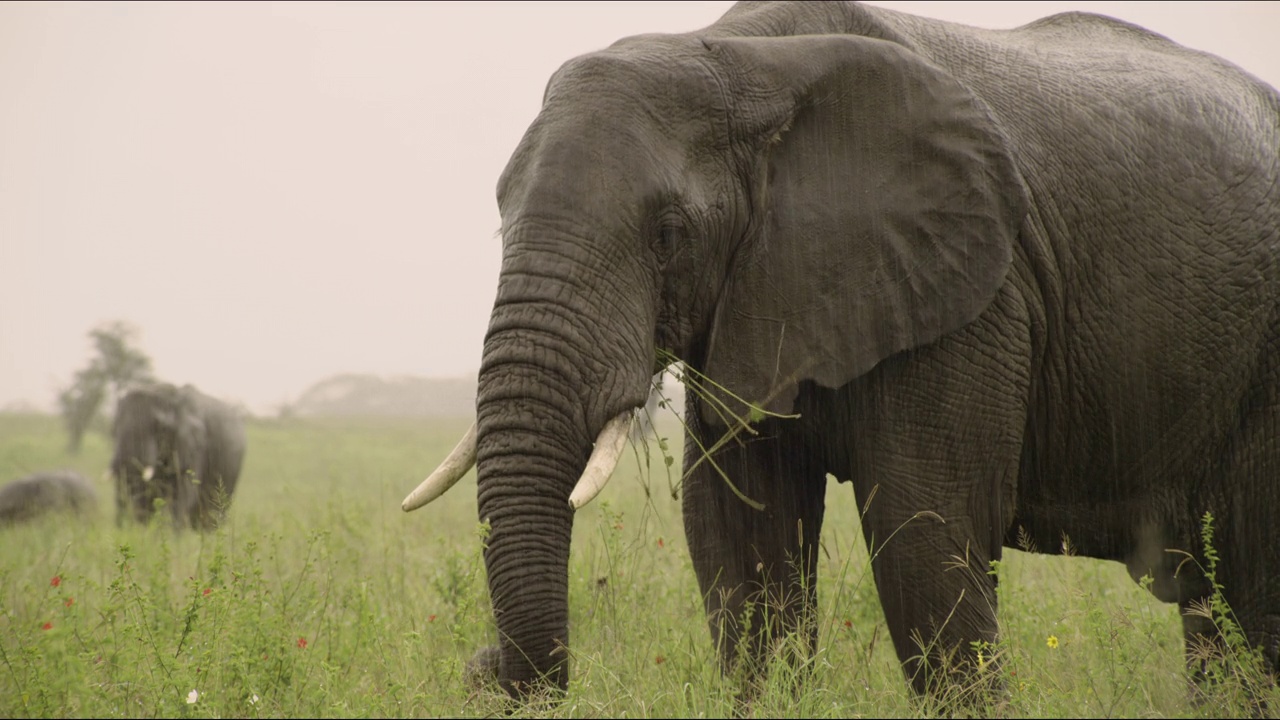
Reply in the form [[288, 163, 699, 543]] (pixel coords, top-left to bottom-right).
[[297, 637, 307, 649], [428, 614, 437, 623], [202, 588, 211, 597], [50, 576, 61, 588], [655, 655, 666, 665], [843, 620, 852, 629], [65, 597, 74, 607], [41, 622, 52, 631], [657, 537, 665, 548]]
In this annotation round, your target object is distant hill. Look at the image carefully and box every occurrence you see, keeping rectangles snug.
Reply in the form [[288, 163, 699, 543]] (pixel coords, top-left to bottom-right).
[[288, 374, 477, 418], [0, 399, 48, 414], [287, 371, 687, 420]]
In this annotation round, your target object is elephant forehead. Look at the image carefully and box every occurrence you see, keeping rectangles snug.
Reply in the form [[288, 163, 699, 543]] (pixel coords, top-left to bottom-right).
[[549, 35, 723, 107], [498, 68, 738, 228], [535, 47, 734, 159]]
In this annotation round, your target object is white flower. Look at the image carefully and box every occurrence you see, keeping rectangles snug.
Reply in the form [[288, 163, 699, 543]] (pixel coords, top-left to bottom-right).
[[250, 694, 259, 705], [186, 689, 199, 704]]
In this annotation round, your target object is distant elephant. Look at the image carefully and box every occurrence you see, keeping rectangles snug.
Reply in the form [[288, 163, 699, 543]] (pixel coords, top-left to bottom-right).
[[112, 383, 246, 531], [403, 0, 1280, 704], [0, 470, 98, 527]]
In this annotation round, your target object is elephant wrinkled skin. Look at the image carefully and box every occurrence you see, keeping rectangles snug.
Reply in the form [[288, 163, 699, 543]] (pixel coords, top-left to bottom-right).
[[405, 0, 1280, 704], [112, 383, 246, 531]]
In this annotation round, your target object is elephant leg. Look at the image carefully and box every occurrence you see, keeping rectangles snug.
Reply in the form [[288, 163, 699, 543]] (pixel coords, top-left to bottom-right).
[[842, 289, 1029, 702], [191, 476, 226, 531], [1215, 423, 1280, 685], [854, 478, 1009, 701], [682, 413, 827, 696], [168, 469, 200, 531], [1181, 345, 1280, 710], [1178, 546, 1278, 714], [1180, 598, 1226, 706], [114, 482, 128, 527]]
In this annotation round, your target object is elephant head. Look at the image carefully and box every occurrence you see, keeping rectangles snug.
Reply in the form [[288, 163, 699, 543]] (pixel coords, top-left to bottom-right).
[[112, 383, 245, 531], [404, 23, 1024, 698]]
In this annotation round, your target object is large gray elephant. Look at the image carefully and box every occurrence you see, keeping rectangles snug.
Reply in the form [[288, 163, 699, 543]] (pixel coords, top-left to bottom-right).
[[0, 470, 99, 527], [112, 383, 246, 531], [403, 0, 1280, 704]]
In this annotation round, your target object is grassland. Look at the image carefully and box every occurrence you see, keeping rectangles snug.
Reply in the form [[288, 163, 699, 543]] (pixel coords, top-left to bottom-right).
[[0, 412, 1268, 717]]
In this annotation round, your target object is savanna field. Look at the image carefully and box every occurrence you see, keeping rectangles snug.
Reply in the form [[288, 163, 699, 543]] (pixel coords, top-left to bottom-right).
[[0, 412, 1270, 718]]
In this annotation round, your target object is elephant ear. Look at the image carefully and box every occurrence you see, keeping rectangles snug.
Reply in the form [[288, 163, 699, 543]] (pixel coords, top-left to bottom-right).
[[700, 34, 1026, 426]]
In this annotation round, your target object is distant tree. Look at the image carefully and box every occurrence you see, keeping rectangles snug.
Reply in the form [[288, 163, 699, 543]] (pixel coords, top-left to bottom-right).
[[57, 367, 105, 455], [58, 321, 155, 453]]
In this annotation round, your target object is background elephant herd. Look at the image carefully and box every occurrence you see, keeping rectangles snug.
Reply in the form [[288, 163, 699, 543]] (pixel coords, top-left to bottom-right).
[[0, 382, 246, 532]]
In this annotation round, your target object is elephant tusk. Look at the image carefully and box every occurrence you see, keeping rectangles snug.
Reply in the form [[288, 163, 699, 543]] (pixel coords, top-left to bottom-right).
[[402, 421, 478, 512], [568, 413, 633, 510], [142, 466, 155, 482]]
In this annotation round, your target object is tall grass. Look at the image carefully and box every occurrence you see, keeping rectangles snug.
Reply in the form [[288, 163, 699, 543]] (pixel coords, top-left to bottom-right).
[[0, 412, 1266, 717]]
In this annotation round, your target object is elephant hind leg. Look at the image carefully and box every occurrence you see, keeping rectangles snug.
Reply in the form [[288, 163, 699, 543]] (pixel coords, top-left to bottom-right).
[[1176, 323, 1280, 713], [681, 415, 828, 700], [1179, 599, 1278, 717]]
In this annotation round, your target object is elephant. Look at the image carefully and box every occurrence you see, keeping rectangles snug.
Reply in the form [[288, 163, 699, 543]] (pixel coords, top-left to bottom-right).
[[402, 0, 1280, 705], [111, 383, 246, 531], [0, 470, 99, 527]]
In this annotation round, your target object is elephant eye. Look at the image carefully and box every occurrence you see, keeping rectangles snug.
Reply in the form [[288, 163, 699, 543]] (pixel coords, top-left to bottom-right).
[[654, 222, 682, 267]]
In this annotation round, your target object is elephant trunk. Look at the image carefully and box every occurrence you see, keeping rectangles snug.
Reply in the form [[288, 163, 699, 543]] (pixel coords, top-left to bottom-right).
[[476, 418, 577, 696], [475, 293, 649, 696]]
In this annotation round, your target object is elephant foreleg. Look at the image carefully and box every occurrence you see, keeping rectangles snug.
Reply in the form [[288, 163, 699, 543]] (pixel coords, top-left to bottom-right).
[[681, 414, 827, 697], [842, 281, 1030, 703]]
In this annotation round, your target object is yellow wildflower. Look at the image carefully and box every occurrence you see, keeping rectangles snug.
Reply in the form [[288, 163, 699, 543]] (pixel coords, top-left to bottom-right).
[[1046, 635, 1059, 649]]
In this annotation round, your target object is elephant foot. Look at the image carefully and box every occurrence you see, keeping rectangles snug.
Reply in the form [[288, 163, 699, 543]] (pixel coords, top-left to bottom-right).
[[463, 644, 501, 690]]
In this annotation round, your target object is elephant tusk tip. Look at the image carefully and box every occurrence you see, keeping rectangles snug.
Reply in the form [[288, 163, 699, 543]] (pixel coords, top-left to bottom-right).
[[402, 421, 478, 513]]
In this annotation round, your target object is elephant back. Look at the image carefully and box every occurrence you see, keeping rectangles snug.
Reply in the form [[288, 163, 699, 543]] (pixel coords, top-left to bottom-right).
[[0, 470, 99, 527]]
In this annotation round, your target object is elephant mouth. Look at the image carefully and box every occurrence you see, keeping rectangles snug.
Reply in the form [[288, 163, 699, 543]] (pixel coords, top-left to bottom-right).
[[401, 411, 634, 512]]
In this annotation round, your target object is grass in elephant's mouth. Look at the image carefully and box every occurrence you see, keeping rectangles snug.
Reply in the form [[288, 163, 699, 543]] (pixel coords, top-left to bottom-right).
[[0, 412, 1271, 718], [646, 350, 800, 512]]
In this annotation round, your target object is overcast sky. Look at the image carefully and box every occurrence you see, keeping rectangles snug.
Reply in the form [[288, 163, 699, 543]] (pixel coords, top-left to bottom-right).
[[2, 1, 1277, 415]]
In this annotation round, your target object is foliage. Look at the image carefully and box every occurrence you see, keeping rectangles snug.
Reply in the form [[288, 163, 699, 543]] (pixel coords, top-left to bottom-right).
[[1169, 513, 1277, 716], [0, 412, 1273, 717], [56, 321, 154, 454]]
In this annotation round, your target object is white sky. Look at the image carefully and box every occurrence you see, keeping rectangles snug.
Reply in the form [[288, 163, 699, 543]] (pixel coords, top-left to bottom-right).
[[2, 1, 1277, 415]]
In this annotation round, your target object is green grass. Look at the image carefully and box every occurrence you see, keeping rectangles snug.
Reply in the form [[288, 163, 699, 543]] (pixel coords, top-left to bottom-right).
[[0, 413, 1269, 717]]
